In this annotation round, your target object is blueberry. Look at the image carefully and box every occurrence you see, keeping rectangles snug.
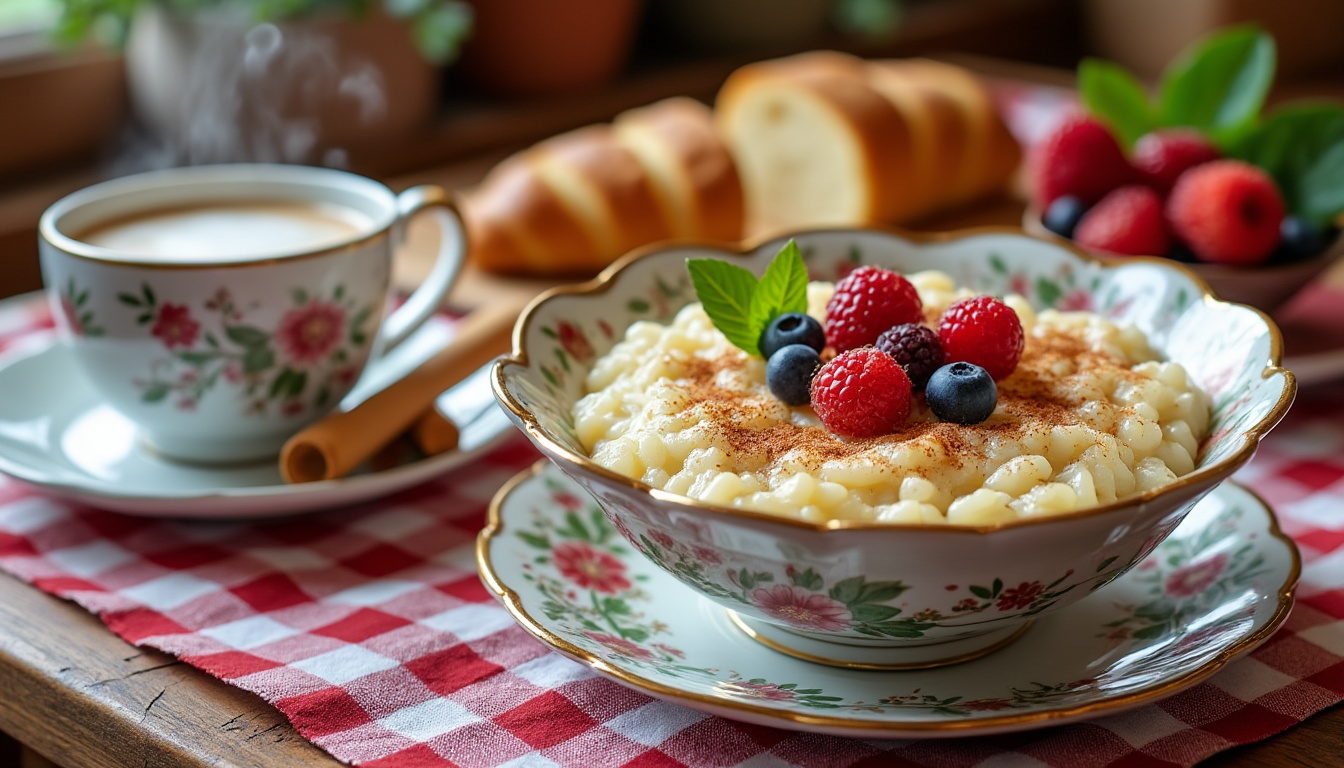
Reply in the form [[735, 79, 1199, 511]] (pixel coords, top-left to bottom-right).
[[925, 362, 997, 425], [759, 312, 826, 359], [1167, 242, 1199, 263], [1275, 216, 1337, 263], [766, 344, 821, 406], [1043, 196, 1088, 239]]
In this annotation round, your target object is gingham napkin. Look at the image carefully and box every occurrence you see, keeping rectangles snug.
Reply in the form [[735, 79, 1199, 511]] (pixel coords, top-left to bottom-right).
[[1, 293, 1342, 768]]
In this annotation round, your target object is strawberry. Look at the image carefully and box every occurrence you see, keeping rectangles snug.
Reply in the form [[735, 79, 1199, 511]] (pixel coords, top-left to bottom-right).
[[1074, 185, 1171, 256], [1167, 160, 1285, 265], [1029, 116, 1136, 208], [1133, 130, 1221, 195]]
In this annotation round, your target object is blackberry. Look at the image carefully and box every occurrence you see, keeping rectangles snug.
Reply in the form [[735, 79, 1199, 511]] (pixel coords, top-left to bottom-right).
[[874, 323, 943, 390]]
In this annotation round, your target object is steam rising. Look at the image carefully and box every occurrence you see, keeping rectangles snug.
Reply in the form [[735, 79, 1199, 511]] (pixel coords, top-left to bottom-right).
[[117, 15, 390, 172]]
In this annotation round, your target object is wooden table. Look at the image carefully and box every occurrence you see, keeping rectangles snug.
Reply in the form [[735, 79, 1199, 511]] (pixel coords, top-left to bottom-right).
[[1, 188, 1341, 768]]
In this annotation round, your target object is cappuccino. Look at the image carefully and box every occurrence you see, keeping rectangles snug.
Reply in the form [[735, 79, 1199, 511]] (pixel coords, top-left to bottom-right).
[[76, 200, 374, 262]]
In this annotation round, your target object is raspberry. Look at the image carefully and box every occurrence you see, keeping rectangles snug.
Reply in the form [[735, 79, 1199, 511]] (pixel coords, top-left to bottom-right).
[[811, 348, 911, 438], [1132, 130, 1220, 195], [1167, 160, 1285, 265], [875, 323, 943, 390], [938, 297, 1024, 381], [1029, 116, 1135, 208], [1073, 185, 1171, 256], [825, 266, 922, 353]]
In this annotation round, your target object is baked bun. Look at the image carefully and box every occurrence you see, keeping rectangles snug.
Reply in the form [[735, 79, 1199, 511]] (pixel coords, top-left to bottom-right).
[[466, 99, 744, 276]]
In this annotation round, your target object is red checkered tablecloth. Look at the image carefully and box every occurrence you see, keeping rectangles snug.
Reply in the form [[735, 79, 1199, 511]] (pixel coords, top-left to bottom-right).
[[0, 292, 1342, 768]]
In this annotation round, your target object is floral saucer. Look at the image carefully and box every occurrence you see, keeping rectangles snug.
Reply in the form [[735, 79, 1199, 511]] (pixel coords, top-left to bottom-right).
[[0, 322, 511, 519], [479, 462, 1300, 738]]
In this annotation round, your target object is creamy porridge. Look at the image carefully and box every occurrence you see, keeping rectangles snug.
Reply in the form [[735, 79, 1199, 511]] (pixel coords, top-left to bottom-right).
[[572, 271, 1211, 525]]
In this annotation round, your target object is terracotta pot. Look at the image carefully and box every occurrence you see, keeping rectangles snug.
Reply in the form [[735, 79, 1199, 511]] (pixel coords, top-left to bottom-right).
[[457, 0, 643, 98], [125, 5, 440, 163]]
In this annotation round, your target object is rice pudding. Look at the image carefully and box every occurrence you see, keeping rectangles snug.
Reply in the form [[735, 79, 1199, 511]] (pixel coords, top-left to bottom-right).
[[572, 271, 1211, 525]]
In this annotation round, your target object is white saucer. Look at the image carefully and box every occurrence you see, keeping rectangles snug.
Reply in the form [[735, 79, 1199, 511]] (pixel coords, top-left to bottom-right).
[[480, 463, 1299, 739], [0, 339, 510, 519]]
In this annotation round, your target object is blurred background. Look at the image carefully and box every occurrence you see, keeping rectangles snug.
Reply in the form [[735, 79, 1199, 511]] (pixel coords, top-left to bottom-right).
[[2, 0, 1343, 300]]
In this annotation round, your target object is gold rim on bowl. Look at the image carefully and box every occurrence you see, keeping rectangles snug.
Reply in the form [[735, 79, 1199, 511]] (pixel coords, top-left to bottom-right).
[[490, 223, 1297, 534], [477, 463, 1301, 734]]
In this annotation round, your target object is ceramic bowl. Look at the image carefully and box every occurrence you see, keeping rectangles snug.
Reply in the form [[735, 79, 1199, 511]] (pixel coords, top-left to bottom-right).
[[491, 227, 1295, 668], [1023, 206, 1344, 312]]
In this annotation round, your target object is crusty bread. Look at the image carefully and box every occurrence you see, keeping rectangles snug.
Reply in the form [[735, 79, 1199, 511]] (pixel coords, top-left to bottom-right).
[[716, 51, 915, 233], [465, 54, 1021, 275], [872, 58, 1020, 211], [466, 99, 744, 276], [717, 51, 1020, 235], [612, 97, 744, 242]]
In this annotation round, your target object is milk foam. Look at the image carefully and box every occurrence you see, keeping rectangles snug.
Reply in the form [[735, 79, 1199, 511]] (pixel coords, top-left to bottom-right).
[[76, 201, 375, 261]]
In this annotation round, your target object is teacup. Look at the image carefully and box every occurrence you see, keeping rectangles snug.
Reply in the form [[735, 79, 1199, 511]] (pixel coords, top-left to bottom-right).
[[38, 164, 465, 464]]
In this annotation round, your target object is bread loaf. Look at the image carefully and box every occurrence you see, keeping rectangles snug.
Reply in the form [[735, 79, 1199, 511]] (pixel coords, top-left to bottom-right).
[[465, 99, 744, 276], [466, 53, 1020, 276], [715, 51, 916, 233], [716, 51, 1020, 234], [613, 97, 744, 242]]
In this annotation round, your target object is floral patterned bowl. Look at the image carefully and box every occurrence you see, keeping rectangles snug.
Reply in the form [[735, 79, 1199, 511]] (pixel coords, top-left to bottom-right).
[[490, 227, 1295, 667]]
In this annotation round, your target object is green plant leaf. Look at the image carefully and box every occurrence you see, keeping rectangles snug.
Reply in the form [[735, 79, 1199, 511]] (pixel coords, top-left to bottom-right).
[[789, 567, 824, 591], [413, 1, 474, 64], [850, 604, 900, 623], [969, 585, 992, 599], [517, 531, 550, 549], [1157, 25, 1275, 145], [1079, 58, 1155, 147], [244, 346, 275, 374], [176, 351, 217, 366], [1298, 139, 1344, 224], [1035, 277, 1063, 308], [287, 370, 307, 398], [117, 293, 141, 307], [747, 239, 809, 353], [828, 576, 865, 605], [857, 581, 908, 604], [686, 258, 760, 355], [1231, 102, 1344, 225], [226, 326, 271, 348], [627, 299, 651, 313], [141, 383, 170, 403]]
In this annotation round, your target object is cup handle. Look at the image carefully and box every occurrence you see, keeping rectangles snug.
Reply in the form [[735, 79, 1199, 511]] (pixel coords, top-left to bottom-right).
[[376, 185, 466, 352]]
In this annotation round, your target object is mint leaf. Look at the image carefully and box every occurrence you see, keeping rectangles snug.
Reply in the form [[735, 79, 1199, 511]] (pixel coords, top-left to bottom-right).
[[1299, 139, 1344, 226], [747, 240, 809, 353], [687, 258, 760, 354], [1231, 102, 1344, 225], [1079, 58, 1154, 148], [1157, 26, 1275, 146]]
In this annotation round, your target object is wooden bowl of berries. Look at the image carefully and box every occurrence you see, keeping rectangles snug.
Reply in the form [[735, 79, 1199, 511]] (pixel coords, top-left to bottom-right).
[[1022, 25, 1344, 312]]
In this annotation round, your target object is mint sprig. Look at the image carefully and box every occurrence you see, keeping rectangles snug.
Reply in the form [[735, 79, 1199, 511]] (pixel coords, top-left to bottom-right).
[[1230, 103, 1344, 227], [1082, 25, 1275, 150], [687, 240, 809, 357]]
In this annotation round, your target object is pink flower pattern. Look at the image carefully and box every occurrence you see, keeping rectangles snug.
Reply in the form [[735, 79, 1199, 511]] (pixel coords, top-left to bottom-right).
[[151, 304, 200, 349], [751, 584, 851, 632], [553, 541, 631, 594], [1165, 553, 1228, 598], [276, 301, 346, 366]]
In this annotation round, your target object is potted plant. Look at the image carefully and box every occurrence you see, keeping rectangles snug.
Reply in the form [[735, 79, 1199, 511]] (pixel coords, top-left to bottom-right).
[[52, 0, 473, 163]]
